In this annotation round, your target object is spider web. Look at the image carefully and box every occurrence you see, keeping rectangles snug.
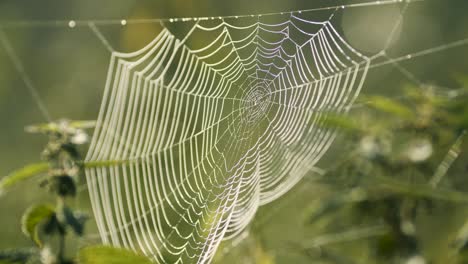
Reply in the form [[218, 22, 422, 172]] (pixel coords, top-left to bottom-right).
[[84, 7, 370, 263], [1, 0, 468, 263]]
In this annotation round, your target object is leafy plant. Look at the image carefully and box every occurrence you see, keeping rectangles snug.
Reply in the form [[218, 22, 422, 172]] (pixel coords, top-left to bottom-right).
[[0, 120, 153, 264], [301, 85, 468, 263]]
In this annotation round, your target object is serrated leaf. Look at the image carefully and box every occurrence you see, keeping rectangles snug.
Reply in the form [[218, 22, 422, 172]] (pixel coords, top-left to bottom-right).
[[25, 123, 59, 134], [0, 163, 49, 194], [50, 175, 76, 197], [63, 208, 87, 235], [42, 213, 61, 236], [21, 204, 55, 247], [83, 159, 129, 169], [364, 96, 414, 119], [26, 120, 95, 134], [68, 120, 96, 129], [77, 246, 152, 264], [0, 248, 37, 264]]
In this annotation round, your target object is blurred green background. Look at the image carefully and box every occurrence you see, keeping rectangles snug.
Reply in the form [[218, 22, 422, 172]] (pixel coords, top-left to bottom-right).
[[1, 0, 468, 263]]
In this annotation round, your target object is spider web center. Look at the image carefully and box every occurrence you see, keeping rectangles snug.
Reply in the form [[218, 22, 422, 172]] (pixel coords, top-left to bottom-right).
[[242, 84, 271, 124]]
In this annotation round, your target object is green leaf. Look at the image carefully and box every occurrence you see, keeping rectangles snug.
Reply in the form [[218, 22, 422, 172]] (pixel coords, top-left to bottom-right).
[[0, 248, 37, 264], [77, 246, 153, 264], [0, 163, 49, 194], [50, 175, 77, 197], [63, 208, 87, 235], [83, 159, 129, 169], [69, 120, 96, 129], [363, 96, 415, 119], [25, 120, 95, 134], [319, 113, 361, 132], [25, 123, 60, 134], [371, 174, 468, 204], [21, 204, 55, 247]]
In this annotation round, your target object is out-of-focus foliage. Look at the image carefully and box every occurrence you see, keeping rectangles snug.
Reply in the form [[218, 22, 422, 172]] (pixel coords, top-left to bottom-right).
[[0, 120, 159, 264], [310, 85, 468, 263], [0, 121, 92, 264]]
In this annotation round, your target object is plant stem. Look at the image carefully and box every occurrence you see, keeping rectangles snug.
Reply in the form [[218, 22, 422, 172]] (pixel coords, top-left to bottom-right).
[[56, 196, 66, 263], [58, 232, 65, 263]]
